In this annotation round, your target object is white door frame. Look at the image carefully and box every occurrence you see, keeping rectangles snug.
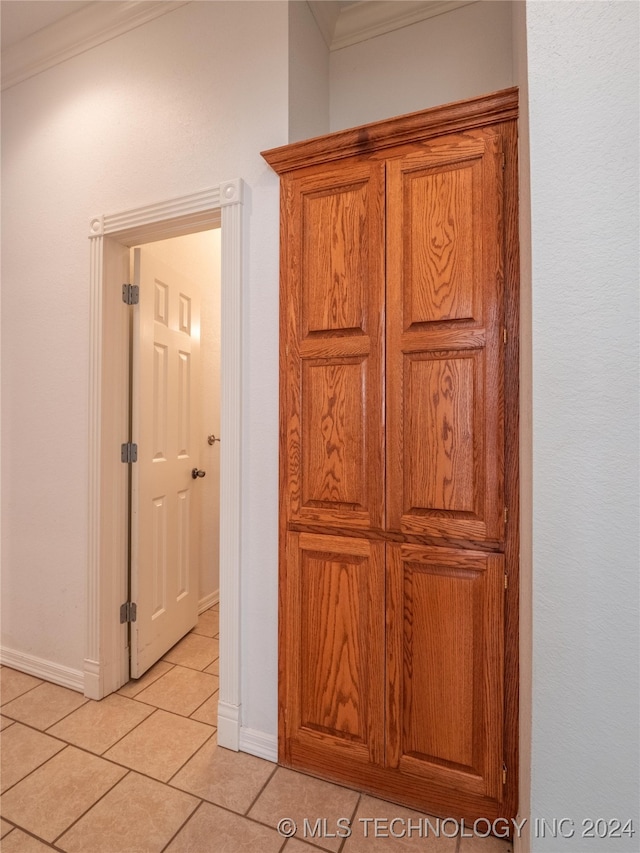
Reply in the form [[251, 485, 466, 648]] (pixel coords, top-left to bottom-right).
[[86, 179, 244, 751]]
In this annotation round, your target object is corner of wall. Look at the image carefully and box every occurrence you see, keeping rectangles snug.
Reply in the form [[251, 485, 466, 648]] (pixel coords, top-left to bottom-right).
[[288, 0, 330, 142], [511, 3, 532, 851]]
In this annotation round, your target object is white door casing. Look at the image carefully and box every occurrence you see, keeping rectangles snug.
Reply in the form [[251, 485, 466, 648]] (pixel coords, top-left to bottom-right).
[[87, 180, 243, 751], [130, 248, 202, 677]]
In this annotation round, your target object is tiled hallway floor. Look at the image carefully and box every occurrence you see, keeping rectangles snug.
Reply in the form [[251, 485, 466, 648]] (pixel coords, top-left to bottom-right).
[[1, 606, 511, 852]]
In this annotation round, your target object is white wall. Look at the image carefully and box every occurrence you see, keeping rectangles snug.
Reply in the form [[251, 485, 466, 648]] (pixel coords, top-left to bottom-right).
[[133, 231, 222, 607], [525, 2, 639, 849], [289, 0, 330, 141], [329, 0, 513, 130], [1, 0, 288, 738]]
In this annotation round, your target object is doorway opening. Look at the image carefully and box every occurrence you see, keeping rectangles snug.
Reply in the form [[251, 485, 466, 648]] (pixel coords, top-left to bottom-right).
[[86, 180, 244, 750], [127, 230, 221, 678]]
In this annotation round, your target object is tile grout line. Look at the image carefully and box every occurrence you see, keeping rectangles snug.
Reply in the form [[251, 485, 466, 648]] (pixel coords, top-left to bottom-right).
[[50, 769, 135, 848], [128, 661, 219, 712], [5, 629, 507, 853], [158, 798, 206, 853], [3, 703, 198, 774], [222, 764, 372, 849], [164, 728, 219, 785], [44, 691, 165, 740], [116, 661, 176, 699], [5, 632, 232, 849], [186, 687, 220, 721], [212, 800, 290, 836], [89, 705, 162, 757], [1, 718, 218, 813], [1, 821, 63, 852], [159, 618, 219, 672], [2, 697, 92, 730], [40, 694, 92, 732], [242, 762, 280, 816], [161, 776, 329, 848], [60, 726, 218, 787], [0, 739, 69, 798], [0, 714, 58, 735], [0, 677, 46, 708], [3, 690, 509, 853], [157, 655, 220, 675], [164, 786, 285, 834], [338, 792, 362, 853], [1, 754, 133, 849], [156, 742, 315, 842], [190, 626, 219, 638]]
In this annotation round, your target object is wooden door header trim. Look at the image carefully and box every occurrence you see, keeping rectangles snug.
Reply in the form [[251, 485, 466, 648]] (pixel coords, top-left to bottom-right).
[[262, 87, 518, 174]]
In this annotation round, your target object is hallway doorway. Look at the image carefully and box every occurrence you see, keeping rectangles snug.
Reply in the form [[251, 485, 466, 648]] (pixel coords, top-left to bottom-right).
[[86, 180, 244, 750]]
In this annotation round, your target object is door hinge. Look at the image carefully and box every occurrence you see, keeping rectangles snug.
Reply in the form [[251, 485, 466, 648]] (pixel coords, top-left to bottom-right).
[[504, 573, 508, 590], [120, 601, 137, 623], [122, 283, 139, 305], [121, 442, 138, 463], [504, 507, 509, 524], [503, 763, 507, 784], [503, 327, 508, 344]]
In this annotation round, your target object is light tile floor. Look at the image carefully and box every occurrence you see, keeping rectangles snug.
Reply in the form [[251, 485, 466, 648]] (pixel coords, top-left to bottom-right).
[[1, 605, 512, 853]]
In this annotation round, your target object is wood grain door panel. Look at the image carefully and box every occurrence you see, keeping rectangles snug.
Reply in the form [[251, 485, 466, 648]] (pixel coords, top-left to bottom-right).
[[387, 544, 505, 802], [387, 134, 505, 544], [302, 358, 367, 509], [281, 162, 385, 530], [281, 532, 385, 767], [401, 349, 490, 540]]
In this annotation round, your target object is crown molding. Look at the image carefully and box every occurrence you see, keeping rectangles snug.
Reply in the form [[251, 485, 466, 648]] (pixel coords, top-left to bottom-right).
[[1, 1, 480, 90], [311, 0, 478, 52], [1, 1, 189, 91], [307, 1, 342, 49]]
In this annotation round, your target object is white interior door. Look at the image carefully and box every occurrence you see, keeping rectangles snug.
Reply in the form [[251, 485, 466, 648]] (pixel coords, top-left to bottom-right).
[[130, 247, 202, 678]]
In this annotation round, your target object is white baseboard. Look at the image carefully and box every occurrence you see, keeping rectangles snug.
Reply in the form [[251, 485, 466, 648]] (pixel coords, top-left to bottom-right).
[[198, 589, 219, 613], [0, 647, 84, 693], [239, 726, 278, 763], [83, 658, 102, 700], [217, 698, 240, 750]]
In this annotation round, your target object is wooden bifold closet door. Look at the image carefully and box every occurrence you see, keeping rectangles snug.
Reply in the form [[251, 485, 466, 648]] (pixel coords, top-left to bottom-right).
[[263, 88, 520, 825]]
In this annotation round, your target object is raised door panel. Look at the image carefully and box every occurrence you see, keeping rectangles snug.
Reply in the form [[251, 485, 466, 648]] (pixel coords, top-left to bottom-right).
[[281, 162, 385, 531], [386, 544, 504, 804], [386, 134, 505, 544], [131, 248, 201, 678], [280, 532, 385, 769]]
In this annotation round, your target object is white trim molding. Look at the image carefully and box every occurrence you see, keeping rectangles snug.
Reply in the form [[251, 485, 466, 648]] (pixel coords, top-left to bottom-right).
[[0, 647, 84, 693], [2, 1, 479, 90], [1, 1, 189, 91], [198, 590, 219, 614], [239, 727, 278, 764], [87, 181, 245, 753], [309, 0, 477, 51], [216, 179, 244, 751]]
